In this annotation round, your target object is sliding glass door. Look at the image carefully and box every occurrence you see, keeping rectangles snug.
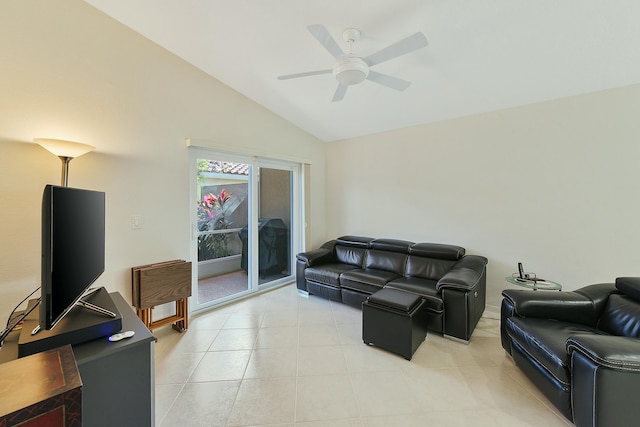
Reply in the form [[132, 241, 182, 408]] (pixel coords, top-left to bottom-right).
[[256, 165, 294, 288], [190, 149, 300, 311]]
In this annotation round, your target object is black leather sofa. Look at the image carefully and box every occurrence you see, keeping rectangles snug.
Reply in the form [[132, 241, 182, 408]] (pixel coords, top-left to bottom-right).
[[296, 236, 488, 342], [501, 277, 640, 427]]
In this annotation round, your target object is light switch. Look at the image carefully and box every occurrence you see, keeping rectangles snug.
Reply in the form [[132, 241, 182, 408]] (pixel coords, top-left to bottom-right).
[[131, 215, 142, 229]]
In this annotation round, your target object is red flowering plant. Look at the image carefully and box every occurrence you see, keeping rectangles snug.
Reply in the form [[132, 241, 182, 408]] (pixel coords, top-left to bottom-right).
[[198, 189, 231, 229], [197, 189, 233, 260]]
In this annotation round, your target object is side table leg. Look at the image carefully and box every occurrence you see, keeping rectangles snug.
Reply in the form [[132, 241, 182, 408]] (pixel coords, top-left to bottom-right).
[[171, 298, 188, 332]]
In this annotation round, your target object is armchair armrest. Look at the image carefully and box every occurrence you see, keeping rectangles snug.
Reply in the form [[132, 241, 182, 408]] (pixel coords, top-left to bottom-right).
[[568, 333, 640, 427], [502, 283, 616, 325], [296, 247, 334, 267], [567, 335, 640, 371], [436, 255, 487, 292]]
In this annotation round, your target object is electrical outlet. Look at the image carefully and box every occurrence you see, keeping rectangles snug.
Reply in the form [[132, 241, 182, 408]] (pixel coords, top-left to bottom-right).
[[131, 215, 142, 229]]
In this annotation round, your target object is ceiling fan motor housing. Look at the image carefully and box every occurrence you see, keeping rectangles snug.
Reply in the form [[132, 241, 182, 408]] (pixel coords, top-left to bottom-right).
[[333, 57, 369, 85]]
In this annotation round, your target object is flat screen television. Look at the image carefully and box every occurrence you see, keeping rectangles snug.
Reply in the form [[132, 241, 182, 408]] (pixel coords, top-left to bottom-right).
[[40, 184, 106, 331]]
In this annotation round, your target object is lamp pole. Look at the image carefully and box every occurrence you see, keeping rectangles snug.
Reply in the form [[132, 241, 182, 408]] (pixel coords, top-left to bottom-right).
[[59, 156, 72, 187]]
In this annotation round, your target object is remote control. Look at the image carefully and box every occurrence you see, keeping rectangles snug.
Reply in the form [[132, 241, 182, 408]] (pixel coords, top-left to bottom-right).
[[108, 330, 135, 342]]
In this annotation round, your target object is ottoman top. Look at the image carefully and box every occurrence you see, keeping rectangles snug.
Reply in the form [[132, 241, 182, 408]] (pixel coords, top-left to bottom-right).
[[367, 288, 422, 312]]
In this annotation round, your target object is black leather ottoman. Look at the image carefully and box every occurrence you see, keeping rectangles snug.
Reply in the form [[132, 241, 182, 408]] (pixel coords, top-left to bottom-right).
[[362, 288, 428, 360]]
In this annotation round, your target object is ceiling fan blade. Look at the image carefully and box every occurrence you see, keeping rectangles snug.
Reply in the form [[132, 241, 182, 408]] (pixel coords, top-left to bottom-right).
[[364, 32, 428, 67], [307, 24, 345, 59], [331, 83, 348, 102], [277, 69, 332, 80], [367, 70, 411, 91]]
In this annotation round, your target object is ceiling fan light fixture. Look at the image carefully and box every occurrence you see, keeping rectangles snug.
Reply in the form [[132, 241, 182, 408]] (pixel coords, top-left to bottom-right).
[[278, 24, 428, 101], [333, 57, 369, 85]]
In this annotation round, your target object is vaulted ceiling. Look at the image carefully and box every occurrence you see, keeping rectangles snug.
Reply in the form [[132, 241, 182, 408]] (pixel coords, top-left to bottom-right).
[[84, 0, 640, 142]]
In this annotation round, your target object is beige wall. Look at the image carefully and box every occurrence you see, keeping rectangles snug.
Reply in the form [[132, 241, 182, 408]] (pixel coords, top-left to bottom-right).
[[327, 84, 640, 314], [0, 0, 326, 317], [2, 0, 638, 323]]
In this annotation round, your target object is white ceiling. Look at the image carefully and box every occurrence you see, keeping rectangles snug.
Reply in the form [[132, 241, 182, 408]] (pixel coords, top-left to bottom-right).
[[84, 0, 640, 142]]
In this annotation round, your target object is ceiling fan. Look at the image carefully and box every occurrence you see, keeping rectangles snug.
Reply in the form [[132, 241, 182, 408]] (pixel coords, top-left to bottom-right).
[[277, 24, 429, 102]]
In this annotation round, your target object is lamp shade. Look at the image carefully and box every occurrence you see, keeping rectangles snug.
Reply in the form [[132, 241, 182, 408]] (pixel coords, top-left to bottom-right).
[[35, 138, 95, 159]]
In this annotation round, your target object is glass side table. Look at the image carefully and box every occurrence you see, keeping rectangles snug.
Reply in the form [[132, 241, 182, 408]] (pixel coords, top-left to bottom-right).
[[505, 274, 562, 291]]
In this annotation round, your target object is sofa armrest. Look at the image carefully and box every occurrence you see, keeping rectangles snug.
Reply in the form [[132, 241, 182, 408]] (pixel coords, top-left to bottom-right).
[[296, 247, 334, 267], [436, 255, 487, 292], [501, 283, 616, 325], [568, 334, 640, 427], [567, 335, 640, 371]]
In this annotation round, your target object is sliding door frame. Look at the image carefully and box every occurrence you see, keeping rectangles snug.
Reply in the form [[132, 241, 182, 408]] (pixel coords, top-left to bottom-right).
[[188, 147, 303, 313], [254, 158, 301, 291]]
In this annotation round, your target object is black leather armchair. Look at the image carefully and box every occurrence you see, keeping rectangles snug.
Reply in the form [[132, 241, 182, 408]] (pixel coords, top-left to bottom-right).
[[501, 277, 640, 427]]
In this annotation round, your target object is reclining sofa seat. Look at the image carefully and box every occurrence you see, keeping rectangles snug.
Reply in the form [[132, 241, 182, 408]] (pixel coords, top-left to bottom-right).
[[501, 277, 640, 427], [296, 236, 488, 342]]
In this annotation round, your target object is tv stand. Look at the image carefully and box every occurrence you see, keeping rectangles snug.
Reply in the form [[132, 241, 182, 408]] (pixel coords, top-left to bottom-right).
[[31, 292, 118, 336], [76, 297, 117, 318], [18, 287, 122, 357], [0, 292, 155, 427]]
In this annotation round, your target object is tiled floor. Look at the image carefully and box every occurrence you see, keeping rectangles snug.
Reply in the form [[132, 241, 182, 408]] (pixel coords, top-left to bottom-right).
[[198, 270, 290, 304], [154, 283, 572, 426]]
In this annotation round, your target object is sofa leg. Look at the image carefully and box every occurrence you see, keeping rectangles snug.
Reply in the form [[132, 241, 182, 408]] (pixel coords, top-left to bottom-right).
[[297, 289, 309, 297]]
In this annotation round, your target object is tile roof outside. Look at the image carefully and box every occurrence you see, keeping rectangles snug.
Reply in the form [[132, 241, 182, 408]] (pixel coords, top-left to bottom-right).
[[204, 160, 249, 176]]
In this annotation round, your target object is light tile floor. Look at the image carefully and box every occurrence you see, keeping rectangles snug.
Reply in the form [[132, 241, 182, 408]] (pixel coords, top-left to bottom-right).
[[154, 283, 572, 426]]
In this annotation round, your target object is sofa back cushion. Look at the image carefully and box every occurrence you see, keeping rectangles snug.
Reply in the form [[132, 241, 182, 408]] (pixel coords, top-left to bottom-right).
[[405, 255, 457, 280], [409, 243, 465, 261], [364, 249, 407, 275], [335, 245, 367, 267], [336, 236, 373, 248], [369, 238, 413, 254], [598, 294, 640, 338], [615, 277, 640, 302]]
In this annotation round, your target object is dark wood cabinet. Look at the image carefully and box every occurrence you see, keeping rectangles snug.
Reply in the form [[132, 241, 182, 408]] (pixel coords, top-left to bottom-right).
[[1, 292, 155, 427], [0, 344, 82, 426]]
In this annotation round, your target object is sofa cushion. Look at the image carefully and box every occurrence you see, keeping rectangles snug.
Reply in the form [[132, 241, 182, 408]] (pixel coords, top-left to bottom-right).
[[615, 277, 640, 303], [335, 245, 367, 267], [336, 235, 373, 248], [340, 268, 400, 294], [505, 317, 606, 384], [405, 255, 456, 281], [385, 277, 443, 313], [369, 239, 413, 254], [305, 263, 359, 287], [409, 243, 465, 260], [364, 249, 407, 275], [598, 294, 640, 338]]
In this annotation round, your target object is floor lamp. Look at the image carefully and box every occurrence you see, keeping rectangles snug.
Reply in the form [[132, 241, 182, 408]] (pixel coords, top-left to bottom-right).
[[35, 138, 96, 187]]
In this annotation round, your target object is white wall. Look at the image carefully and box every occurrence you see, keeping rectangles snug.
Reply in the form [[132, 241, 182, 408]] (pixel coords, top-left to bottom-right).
[[326, 84, 640, 314], [3, 1, 638, 326], [0, 0, 326, 318]]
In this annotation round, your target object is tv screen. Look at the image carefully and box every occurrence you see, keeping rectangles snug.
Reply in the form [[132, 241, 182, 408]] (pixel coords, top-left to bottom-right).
[[40, 185, 106, 330]]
